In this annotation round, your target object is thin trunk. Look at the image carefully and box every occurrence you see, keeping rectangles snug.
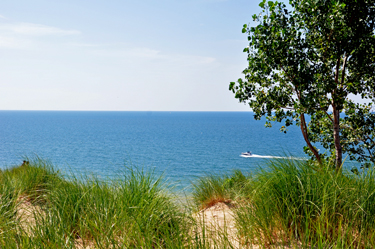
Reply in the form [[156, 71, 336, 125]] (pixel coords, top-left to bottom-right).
[[332, 52, 345, 171], [300, 113, 321, 164], [340, 55, 348, 87], [332, 106, 342, 170]]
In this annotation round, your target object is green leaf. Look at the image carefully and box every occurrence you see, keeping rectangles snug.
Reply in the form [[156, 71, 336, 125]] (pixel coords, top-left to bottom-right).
[[230, 0, 375, 167], [259, 0, 266, 8]]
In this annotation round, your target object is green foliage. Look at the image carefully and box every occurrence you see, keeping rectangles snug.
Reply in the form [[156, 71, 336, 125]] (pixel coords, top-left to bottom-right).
[[0, 158, 63, 246], [192, 174, 230, 209], [223, 170, 247, 189], [192, 170, 250, 209], [310, 102, 375, 168], [32, 168, 190, 248], [0, 185, 19, 243], [4, 157, 375, 247], [230, 0, 375, 168], [0, 157, 62, 202], [235, 159, 375, 247], [0, 159, 195, 248]]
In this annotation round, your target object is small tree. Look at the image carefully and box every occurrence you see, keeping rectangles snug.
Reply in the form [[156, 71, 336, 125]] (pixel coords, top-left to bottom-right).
[[229, 0, 375, 170], [309, 101, 375, 168]]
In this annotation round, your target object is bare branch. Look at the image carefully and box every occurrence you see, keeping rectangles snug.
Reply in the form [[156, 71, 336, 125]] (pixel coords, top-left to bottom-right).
[[340, 54, 348, 88]]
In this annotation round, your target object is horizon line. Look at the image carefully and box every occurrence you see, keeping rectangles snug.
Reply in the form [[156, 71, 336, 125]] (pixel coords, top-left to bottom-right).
[[0, 110, 253, 112]]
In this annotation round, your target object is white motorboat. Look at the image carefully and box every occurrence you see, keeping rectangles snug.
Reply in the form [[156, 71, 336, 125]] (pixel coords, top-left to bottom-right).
[[241, 151, 252, 157]]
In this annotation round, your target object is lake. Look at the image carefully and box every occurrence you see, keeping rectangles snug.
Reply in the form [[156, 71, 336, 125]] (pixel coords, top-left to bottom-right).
[[0, 111, 317, 189]]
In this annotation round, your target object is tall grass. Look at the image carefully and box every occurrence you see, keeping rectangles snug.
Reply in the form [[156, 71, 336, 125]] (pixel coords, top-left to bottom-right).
[[0, 184, 19, 245], [0, 157, 61, 203], [0, 158, 61, 247], [191, 170, 249, 209], [0, 159, 198, 248], [3, 157, 375, 248], [38, 168, 190, 248], [234, 159, 375, 248]]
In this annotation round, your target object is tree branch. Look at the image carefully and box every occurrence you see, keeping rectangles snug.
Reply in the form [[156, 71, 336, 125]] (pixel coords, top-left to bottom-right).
[[335, 57, 341, 84], [324, 111, 334, 123], [341, 123, 375, 145], [340, 54, 348, 88], [300, 113, 321, 164]]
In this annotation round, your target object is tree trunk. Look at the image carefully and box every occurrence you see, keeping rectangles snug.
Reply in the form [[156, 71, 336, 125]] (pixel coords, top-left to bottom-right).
[[332, 106, 342, 170], [300, 113, 322, 164]]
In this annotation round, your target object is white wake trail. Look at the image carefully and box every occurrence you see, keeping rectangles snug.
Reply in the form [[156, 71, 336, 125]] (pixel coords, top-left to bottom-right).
[[240, 154, 306, 160]]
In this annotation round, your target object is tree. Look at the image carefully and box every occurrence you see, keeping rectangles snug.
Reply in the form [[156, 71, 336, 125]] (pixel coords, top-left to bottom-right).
[[309, 101, 375, 169], [229, 0, 375, 170]]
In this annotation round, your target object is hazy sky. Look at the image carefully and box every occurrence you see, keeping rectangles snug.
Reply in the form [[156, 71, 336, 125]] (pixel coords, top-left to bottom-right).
[[0, 0, 263, 111]]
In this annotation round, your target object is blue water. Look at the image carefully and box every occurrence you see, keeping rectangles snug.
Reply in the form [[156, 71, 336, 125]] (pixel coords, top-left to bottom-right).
[[0, 111, 309, 189]]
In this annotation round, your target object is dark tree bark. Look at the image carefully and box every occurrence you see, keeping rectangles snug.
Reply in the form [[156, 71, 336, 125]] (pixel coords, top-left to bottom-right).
[[300, 113, 322, 164], [332, 107, 343, 170]]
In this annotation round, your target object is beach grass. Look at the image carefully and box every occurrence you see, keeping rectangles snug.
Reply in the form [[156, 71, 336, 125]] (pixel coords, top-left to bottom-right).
[[190, 158, 375, 248], [191, 169, 250, 210], [1, 157, 375, 248], [232, 160, 375, 248], [0, 159, 196, 248]]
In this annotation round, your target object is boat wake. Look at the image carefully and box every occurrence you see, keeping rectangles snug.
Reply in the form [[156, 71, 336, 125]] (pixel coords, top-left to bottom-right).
[[240, 154, 306, 160]]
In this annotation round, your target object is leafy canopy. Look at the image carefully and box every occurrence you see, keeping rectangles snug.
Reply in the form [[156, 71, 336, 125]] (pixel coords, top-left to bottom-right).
[[230, 0, 375, 168]]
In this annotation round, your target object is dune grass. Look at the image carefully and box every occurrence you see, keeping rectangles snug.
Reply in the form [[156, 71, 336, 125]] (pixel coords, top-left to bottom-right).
[[191, 159, 375, 248], [1, 157, 375, 248], [0, 158, 198, 248], [191, 169, 250, 210], [239, 161, 375, 248]]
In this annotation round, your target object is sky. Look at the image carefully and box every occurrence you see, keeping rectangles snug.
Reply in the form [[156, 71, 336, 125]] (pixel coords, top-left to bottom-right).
[[0, 0, 263, 111]]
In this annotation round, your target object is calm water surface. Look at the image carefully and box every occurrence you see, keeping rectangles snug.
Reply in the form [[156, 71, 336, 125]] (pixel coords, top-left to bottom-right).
[[0, 111, 308, 189]]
